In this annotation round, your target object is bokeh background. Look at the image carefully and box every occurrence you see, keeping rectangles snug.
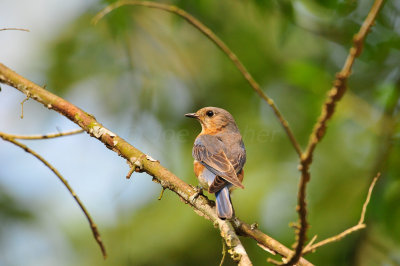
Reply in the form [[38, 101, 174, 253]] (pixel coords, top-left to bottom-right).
[[1, 0, 399, 265]]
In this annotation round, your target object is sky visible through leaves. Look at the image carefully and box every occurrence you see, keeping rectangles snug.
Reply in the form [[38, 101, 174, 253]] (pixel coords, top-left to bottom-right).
[[0, 0, 399, 265]]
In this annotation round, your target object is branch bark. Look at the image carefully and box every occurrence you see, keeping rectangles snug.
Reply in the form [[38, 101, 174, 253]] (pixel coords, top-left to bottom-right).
[[234, 219, 313, 266], [0, 62, 312, 265]]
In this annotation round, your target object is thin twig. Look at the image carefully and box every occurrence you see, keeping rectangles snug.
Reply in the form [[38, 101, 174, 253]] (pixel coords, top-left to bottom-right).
[[0, 132, 107, 258], [306, 224, 366, 255], [158, 187, 166, 200], [126, 166, 135, 179], [220, 237, 227, 266], [284, 1, 385, 265], [9, 129, 84, 140], [20, 95, 29, 119], [358, 173, 380, 224], [304, 235, 318, 252], [303, 173, 380, 254], [268, 258, 286, 265], [0, 28, 30, 32], [257, 243, 277, 255], [93, 0, 302, 157]]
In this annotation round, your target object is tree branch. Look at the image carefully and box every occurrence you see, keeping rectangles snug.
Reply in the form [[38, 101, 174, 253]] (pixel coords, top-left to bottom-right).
[[285, 1, 385, 265], [6, 129, 84, 140], [0, 132, 106, 258], [92, 0, 302, 157], [303, 0, 385, 160], [233, 219, 313, 266], [0, 62, 313, 265], [0, 28, 30, 32], [0, 62, 256, 265]]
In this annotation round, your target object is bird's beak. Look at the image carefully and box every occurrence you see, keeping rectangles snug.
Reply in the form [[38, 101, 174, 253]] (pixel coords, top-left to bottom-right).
[[185, 113, 199, 119]]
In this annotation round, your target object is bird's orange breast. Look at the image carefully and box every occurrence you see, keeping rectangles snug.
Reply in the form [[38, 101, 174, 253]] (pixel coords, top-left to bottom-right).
[[198, 125, 224, 136], [193, 161, 205, 177]]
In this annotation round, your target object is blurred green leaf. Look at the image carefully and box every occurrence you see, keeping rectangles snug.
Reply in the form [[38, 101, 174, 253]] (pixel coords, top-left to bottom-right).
[[4, 0, 400, 265]]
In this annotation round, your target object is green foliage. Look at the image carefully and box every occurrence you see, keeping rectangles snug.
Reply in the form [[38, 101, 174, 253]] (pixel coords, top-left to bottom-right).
[[0, 185, 33, 223], [4, 0, 400, 265]]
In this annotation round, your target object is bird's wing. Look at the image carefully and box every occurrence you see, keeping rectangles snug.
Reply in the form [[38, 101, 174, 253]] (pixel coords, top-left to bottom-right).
[[231, 144, 246, 172], [193, 136, 244, 190]]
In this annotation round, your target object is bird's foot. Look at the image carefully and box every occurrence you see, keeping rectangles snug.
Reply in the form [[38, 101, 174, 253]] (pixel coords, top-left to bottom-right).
[[189, 185, 204, 204]]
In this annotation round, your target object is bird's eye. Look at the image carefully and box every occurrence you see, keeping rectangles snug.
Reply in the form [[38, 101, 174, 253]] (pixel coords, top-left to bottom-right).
[[206, 110, 214, 117]]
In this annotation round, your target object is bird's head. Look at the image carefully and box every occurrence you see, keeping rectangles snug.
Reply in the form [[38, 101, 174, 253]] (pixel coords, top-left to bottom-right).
[[185, 107, 238, 134]]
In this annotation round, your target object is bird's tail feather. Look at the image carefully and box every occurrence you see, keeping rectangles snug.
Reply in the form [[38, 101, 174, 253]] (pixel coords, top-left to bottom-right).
[[215, 186, 233, 220]]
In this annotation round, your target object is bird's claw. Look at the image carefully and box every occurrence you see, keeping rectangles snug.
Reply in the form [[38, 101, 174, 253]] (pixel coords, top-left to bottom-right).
[[189, 186, 204, 204]]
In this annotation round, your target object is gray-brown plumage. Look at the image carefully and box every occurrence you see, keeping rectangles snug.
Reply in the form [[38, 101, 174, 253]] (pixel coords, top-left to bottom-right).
[[186, 107, 246, 219]]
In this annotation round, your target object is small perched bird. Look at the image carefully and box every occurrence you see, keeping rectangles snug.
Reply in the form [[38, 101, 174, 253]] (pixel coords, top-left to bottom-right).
[[185, 107, 246, 220]]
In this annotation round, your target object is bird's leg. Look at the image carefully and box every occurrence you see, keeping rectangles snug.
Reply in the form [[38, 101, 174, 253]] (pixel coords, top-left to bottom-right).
[[189, 185, 204, 204]]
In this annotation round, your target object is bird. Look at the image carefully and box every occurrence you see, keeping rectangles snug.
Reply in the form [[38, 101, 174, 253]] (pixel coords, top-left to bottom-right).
[[185, 107, 246, 220]]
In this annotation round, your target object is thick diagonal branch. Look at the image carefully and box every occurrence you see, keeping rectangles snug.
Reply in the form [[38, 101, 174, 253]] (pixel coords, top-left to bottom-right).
[[0, 62, 312, 265]]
